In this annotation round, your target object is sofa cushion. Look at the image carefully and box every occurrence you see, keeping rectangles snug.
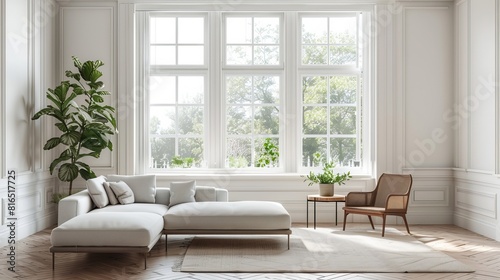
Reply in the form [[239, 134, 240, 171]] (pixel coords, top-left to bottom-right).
[[195, 186, 216, 202], [109, 181, 135, 205], [51, 212, 164, 247], [164, 201, 291, 230], [107, 174, 156, 203], [91, 203, 169, 216], [103, 182, 119, 205], [169, 180, 196, 207], [86, 176, 108, 208]]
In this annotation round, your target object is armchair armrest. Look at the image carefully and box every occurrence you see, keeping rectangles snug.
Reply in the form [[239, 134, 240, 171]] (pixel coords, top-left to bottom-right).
[[385, 194, 409, 212], [57, 190, 94, 225], [345, 191, 375, 207]]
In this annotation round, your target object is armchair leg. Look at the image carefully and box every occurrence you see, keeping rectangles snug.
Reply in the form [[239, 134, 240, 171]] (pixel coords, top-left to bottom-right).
[[343, 212, 348, 231], [367, 216, 375, 230], [382, 215, 387, 237], [402, 215, 411, 234]]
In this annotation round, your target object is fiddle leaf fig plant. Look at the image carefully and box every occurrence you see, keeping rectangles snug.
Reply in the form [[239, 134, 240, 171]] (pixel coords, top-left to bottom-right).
[[303, 162, 352, 186], [32, 56, 117, 195]]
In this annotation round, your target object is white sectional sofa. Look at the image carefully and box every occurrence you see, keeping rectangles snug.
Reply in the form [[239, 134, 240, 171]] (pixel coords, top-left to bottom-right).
[[50, 174, 292, 269]]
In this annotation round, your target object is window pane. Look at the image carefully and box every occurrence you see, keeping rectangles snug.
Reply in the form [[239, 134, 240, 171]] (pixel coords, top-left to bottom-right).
[[179, 76, 204, 104], [255, 106, 279, 134], [150, 76, 176, 104], [178, 106, 204, 134], [303, 76, 327, 104], [227, 106, 252, 134], [178, 17, 204, 44], [330, 76, 357, 104], [227, 76, 252, 103], [150, 46, 176, 65], [330, 106, 356, 134], [303, 106, 327, 134], [303, 137, 327, 167], [226, 45, 252, 65], [150, 106, 176, 134], [329, 17, 356, 44], [226, 17, 252, 44], [330, 138, 356, 166], [254, 45, 279, 65], [150, 17, 175, 44], [226, 16, 281, 66], [227, 138, 251, 167], [302, 45, 327, 65], [178, 46, 204, 65], [179, 138, 204, 165], [254, 76, 279, 103], [255, 137, 279, 167], [302, 17, 327, 44], [254, 17, 279, 44], [330, 45, 356, 65], [150, 137, 175, 168]]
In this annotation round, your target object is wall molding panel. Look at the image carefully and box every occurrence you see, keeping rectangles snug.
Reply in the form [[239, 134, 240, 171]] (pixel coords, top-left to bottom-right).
[[58, 3, 117, 176], [456, 187, 497, 219]]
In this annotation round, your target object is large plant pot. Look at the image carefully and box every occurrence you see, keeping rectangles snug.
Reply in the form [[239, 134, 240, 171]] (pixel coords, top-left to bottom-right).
[[319, 183, 334, 196]]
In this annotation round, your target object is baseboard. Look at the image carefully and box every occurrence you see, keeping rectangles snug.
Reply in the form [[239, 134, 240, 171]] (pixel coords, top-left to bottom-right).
[[454, 213, 497, 241]]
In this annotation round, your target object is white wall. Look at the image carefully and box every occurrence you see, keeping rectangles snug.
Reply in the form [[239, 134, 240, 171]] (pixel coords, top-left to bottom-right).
[[395, 1, 455, 224], [454, 0, 500, 241], [0, 0, 57, 246], [56, 1, 119, 192]]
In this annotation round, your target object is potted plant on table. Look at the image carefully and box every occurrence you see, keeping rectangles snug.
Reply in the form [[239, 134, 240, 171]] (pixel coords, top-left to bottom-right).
[[302, 162, 352, 196], [32, 56, 117, 198]]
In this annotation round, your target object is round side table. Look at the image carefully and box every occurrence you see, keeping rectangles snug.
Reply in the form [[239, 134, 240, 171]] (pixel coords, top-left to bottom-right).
[[306, 194, 346, 229]]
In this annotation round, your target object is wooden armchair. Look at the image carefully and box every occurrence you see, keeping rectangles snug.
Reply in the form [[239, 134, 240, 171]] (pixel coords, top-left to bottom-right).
[[342, 173, 413, 236]]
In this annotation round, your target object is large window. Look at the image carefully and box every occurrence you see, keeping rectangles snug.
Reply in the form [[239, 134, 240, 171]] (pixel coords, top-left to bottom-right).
[[147, 14, 208, 169], [300, 13, 364, 168], [224, 14, 283, 168], [139, 9, 371, 174]]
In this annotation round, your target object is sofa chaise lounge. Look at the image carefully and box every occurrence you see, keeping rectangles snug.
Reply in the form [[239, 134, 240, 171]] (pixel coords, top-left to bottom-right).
[[50, 175, 292, 269]]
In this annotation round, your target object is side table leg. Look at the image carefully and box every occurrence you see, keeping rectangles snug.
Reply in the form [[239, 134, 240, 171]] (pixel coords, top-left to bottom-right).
[[335, 201, 338, 226], [314, 200, 317, 229], [306, 199, 309, 228]]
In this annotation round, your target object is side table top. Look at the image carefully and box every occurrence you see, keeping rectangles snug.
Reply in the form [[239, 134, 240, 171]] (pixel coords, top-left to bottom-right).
[[307, 194, 346, 202]]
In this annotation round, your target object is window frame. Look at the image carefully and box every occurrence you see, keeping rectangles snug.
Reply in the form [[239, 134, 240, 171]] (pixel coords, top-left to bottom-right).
[[136, 7, 373, 175], [297, 11, 371, 174]]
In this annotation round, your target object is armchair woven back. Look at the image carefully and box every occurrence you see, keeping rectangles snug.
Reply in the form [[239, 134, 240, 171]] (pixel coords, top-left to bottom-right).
[[373, 173, 413, 209]]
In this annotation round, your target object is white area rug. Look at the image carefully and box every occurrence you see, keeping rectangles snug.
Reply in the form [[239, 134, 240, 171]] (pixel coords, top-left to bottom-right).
[[180, 227, 473, 273]]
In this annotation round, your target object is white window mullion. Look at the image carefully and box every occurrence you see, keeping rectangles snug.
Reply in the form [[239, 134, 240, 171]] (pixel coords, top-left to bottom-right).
[[209, 12, 223, 168], [136, 11, 148, 174]]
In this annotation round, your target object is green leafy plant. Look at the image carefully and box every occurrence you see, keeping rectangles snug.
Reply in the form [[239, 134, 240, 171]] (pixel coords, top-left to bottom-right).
[[302, 162, 352, 186], [255, 138, 279, 167], [170, 155, 194, 168], [32, 56, 117, 195]]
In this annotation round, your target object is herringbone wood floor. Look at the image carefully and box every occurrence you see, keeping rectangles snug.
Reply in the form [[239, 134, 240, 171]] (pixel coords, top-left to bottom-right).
[[1, 224, 499, 279]]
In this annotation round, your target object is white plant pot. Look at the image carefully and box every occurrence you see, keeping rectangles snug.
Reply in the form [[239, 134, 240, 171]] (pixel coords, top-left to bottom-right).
[[319, 183, 334, 196]]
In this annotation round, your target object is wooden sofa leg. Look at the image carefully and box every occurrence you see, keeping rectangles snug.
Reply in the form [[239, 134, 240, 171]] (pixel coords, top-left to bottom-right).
[[52, 252, 55, 270], [144, 253, 147, 269], [165, 234, 168, 252], [287, 234, 290, 250]]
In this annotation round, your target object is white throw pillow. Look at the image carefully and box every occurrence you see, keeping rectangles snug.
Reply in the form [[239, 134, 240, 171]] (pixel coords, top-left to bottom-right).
[[169, 180, 196, 207], [86, 175, 109, 208], [106, 174, 156, 203], [103, 182, 119, 205], [109, 181, 135, 205]]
